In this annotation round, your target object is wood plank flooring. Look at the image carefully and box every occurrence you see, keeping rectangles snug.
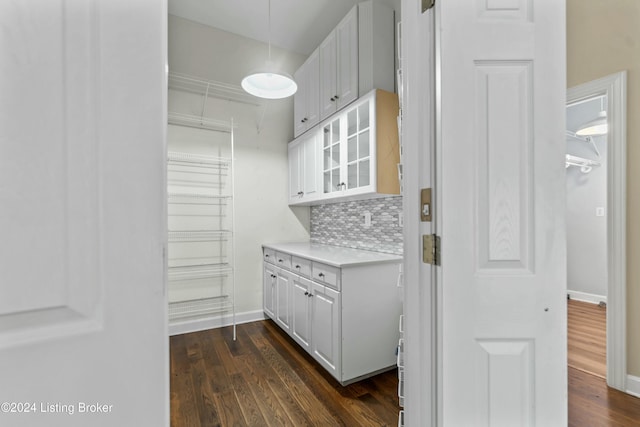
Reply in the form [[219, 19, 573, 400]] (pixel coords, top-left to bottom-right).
[[568, 298, 607, 378], [171, 302, 640, 426], [567, 298, 640, 426], [170, 319, 400, 427]]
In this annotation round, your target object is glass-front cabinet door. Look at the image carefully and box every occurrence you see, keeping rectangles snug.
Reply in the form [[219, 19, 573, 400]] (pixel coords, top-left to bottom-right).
[[346, 101, 371, 190], [290, 88, 398, 206], [323, 118, 342, 193]]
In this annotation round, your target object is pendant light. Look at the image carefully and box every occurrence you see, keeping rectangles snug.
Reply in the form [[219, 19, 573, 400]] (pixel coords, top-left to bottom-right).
[[241, 0, 297, 99], [576, 96, 608, 137], [575, 110, 608, 136]]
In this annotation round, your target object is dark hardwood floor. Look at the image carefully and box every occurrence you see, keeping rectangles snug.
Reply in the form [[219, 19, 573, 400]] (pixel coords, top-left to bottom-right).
[[170, 319, 400, 427], [171, 304, 640, 426]]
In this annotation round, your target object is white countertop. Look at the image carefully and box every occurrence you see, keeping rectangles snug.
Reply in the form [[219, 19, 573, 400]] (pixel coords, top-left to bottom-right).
[[262, 242, 402, 267]]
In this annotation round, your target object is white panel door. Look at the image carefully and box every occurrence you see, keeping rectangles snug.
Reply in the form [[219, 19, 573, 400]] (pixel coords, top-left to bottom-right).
[[438, 1, 566, 426], [0, 1, 167, 426]]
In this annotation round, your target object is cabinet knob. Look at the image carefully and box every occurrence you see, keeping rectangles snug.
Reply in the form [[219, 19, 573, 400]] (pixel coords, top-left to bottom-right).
[[334, 94, 339, 99], [265, 254, 270, 257], [318, 272, 325, 278], [278, 259, 283, 263], [330, 97, 335, 102], [295, 265, 301, 269], [304, 291, 309, 296], [270, 274, 276, 278], [308, 293, 314, 298]]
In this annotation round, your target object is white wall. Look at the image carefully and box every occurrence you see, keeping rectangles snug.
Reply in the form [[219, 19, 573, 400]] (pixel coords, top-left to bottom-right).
[[566, 96, 608, 300], [168, 15, 310, 315]]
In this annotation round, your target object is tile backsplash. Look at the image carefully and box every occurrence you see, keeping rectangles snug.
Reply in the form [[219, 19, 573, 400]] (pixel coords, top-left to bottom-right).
[[310, 196, 403, 255]]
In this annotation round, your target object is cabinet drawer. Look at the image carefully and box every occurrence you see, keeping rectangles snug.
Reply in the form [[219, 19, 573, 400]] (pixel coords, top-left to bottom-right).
[[311, 262, 341, 290], [275, 252, 292, 270], [291, 256, 312, 278], [263, 248, 276, 264]]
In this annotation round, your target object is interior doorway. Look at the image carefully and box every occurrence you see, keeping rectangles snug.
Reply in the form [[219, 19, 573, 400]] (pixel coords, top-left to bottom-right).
[[566, 71, 627, 391], [566, 94, 608, 378]]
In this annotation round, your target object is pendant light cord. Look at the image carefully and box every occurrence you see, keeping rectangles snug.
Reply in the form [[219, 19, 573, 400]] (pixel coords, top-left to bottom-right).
[[268, 0, 272, 62]]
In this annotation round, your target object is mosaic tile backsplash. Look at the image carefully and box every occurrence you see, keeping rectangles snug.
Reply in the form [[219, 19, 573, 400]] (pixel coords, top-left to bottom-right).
[[310, 196, 403, 255]]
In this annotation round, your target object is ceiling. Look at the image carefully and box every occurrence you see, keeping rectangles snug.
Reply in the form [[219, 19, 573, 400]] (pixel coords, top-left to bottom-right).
[[168, 0, 398, 56]]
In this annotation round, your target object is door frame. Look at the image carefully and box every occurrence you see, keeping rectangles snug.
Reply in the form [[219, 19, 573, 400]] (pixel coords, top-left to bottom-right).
[[400, 0, 437, 425], [567, 71, 627, 392]]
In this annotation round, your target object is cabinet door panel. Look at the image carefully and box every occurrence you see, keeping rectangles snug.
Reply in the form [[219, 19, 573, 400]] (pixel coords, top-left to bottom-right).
[[302, 134, 319, 197], [275, 269, 291, 332], [311, 283, 340, 376], [306, 49, 320, 127], [336, 6, 358, 109], [292, 277, 312, 350], [319, 32, 337, 120], [288, 141, 302, 201], [263, 264, 276, 319], [293, 66, 307, 137]]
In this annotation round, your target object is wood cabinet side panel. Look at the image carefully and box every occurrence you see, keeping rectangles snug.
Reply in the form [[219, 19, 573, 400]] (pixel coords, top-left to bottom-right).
[[375, 90, 401, 195]]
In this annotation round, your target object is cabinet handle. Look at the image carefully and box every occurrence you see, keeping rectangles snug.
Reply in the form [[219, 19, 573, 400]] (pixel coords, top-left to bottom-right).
[[270, 274, 276, 278], [318, 272, 325, 278]]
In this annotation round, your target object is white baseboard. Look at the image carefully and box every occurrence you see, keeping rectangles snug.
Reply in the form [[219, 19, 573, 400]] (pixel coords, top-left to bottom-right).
[[168, 309, 267, 336], [567, 290, 607, 305], [626, 375, 640, 398]]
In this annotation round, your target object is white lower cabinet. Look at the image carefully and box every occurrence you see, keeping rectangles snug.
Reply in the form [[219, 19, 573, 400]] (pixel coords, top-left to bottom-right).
[[275, 268, 291, 332], [291, 275, 312, 350], [310, 281, 341, 378], [263, 244, 401, 385], [263, 263, 276, 319]]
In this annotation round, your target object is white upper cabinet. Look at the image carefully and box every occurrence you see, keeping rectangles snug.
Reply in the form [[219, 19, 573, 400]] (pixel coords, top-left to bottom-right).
[[295, 0, 396, 135], [319, 5, 359, 121], [290, 89, 400, 206], [294, 49, 320, 137], [288, 131, 320, 204]]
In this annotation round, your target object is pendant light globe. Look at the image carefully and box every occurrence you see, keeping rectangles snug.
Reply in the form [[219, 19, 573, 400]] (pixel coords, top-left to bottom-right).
[[241, 68, 297, 99], [241, 0, 297, 99], [576, 110, 608, 137]]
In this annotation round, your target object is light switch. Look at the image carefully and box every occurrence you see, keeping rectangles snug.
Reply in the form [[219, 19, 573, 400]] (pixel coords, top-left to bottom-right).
[[596, 207, 605, 217]]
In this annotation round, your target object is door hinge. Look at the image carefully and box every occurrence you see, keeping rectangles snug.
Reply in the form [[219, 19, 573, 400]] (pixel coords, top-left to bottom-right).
[[423, 234, 440, 265], [422, 0, 435, 13]]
